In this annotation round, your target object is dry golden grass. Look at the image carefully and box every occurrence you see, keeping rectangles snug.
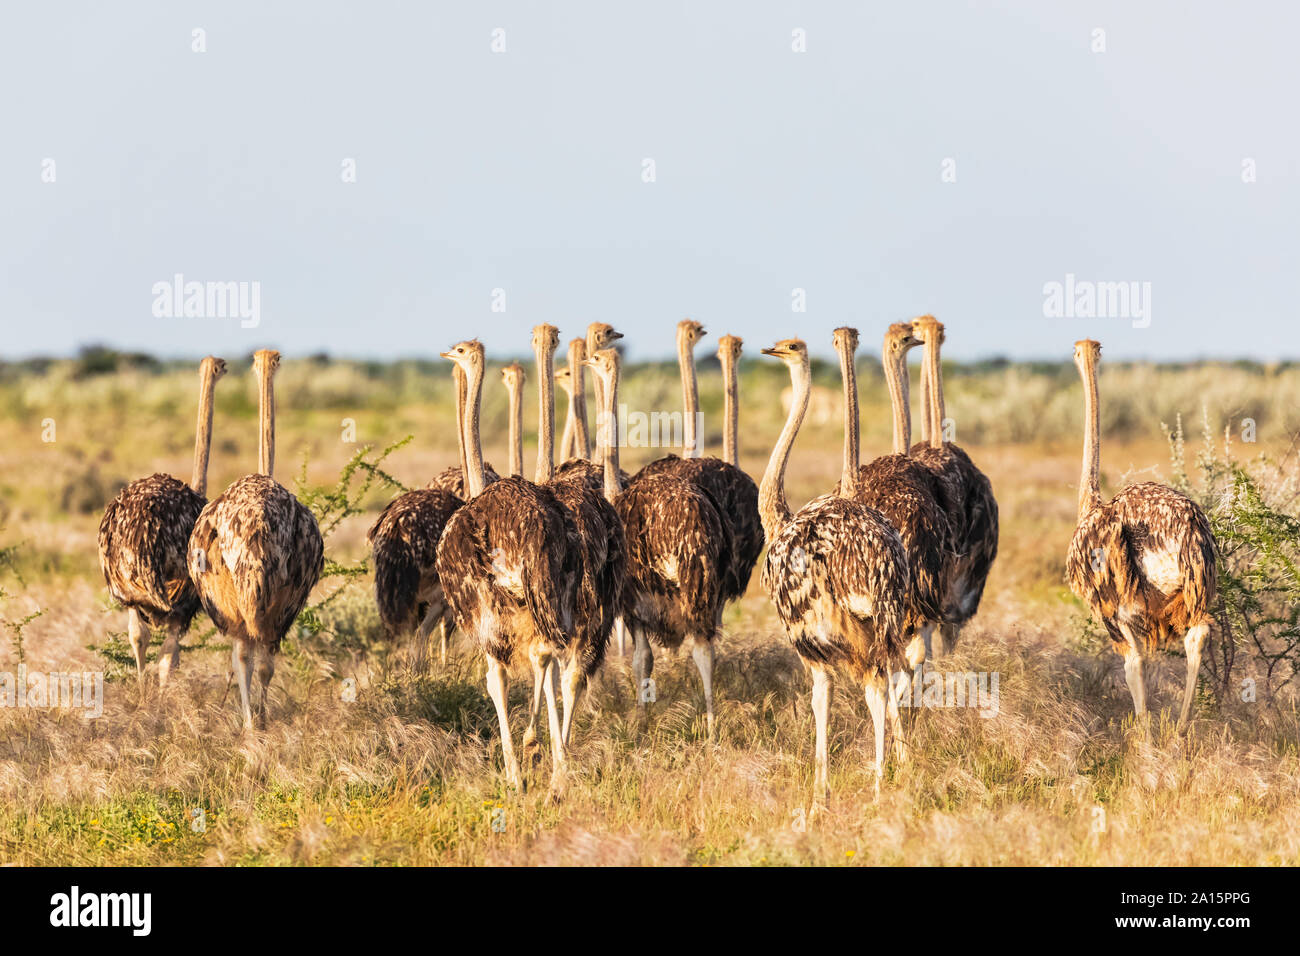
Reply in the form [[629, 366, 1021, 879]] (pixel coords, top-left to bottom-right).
[[1, 357, 1297, 866]]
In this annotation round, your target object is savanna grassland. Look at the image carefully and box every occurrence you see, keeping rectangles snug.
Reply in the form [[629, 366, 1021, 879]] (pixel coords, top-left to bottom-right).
[[1, 349, 1299, 866]]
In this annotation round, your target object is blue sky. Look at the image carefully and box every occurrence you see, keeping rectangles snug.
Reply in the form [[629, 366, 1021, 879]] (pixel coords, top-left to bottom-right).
[[3, 1, 1297, 362]]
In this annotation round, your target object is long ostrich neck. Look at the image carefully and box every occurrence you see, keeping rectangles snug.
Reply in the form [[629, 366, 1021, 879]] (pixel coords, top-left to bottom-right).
[[599, 369, 622, 504], [570, 342, 591, 459], [679, 333, 701, 458], [720, 351, 739, 466], [925, 334, 945, 449], [759, 359, 809, 542], [1079, 357, 1102, 517], [836, 342, 860, 498], [883, 346, 911, 455], [257, 362, 275, 478], [534, 345, 556, 484], [919, 358, 932, 444], [586, 332, 603, 448], [559, 391, 576, 462], [464, 361, 486, 498], [190, 366, 217, 495], [507, 376, 524, 477], [453, 366, 469, 485]]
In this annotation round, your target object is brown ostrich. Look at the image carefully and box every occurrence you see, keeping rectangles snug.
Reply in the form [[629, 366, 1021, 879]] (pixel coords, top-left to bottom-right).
[[1065, 339, 1217, 734], [909, 316, 999, 654], [634, 322, 763, 616], [525, 325, 626, 757], [188, 350, 324, 730], [584, 323, 624, 429], [98, 356, 228, 687], [836, 325, 952, 684], [585, 347, 727, 738], [758, 336, 909, 801], [435, 340, 582, 791]]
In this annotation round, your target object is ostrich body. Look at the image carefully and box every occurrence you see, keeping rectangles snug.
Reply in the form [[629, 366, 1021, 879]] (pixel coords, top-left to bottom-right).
[[634, 323, 762, 608], [759, 334, 909, 800], [909, 316, 999, 653], [586, 347, 727, 738], [188, 351, 324, 730], [435, 340, 583, 790], [1065, 339, 1217, 733], [98, 356, 227, 686], [836, 325, 951, 679]]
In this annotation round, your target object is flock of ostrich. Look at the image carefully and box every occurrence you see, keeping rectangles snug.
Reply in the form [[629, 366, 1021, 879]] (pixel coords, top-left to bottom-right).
[[96, 318, 1218, 803]]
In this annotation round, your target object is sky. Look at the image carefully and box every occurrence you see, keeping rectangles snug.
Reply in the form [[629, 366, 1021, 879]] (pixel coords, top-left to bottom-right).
[[3, 1, 1298, 363]]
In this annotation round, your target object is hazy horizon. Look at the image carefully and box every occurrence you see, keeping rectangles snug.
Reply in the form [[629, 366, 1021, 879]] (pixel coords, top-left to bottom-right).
[[4, 2, 1298, 363]]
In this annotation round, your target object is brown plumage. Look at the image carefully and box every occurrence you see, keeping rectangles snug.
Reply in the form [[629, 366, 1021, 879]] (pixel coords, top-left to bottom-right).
[[758, 335, 909, 801], [98, 356, 227, 686], [633, 324, 762, 605], [1065, 339, 1217, 733], [909, 316, 999, 652], [435, 339, 583, 792], [834, 325, 952, 679], [188, 350, 323, 730], [586, 347, 727, 738]]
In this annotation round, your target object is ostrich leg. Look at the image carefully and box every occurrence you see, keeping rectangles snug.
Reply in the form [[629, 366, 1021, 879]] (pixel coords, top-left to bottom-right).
[[485, 656, 522, 789], [128, 609, 150, 685], [1177, 621, 1209, 733], [157, 623, 182, 689]]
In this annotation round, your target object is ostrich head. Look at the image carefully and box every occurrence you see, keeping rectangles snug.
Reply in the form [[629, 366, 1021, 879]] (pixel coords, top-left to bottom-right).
[[586, 323, 623, 352], [584, 347, 621, 392], [440, 340, 485, 378], [717, 334, 743, 363], [1074, 338, 1102, 372], [760, 338, 808, 369], [677, 319, 706, 349], [831, 327, 859, 353], [883, 322, 922, 360], [202, 356, 229, 381], [501, 362, 526, 392], [911, 315, 946, 346], [555, 364, 574, 395], [252, 349, 281, 377], [532, 324, 560, 357]]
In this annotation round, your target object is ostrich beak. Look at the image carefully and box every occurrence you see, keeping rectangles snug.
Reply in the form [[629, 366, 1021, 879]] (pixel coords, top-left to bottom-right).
[[760, 347, 779, 356], [608, 330, 624, 341]]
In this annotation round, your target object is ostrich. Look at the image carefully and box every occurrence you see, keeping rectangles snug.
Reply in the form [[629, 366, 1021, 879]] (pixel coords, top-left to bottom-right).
[[557, 365, 577, 462], [758, 335, 909, 801], [428, 366, 500, 497], [435, 340, 582, 790], [584, 323, 623, 448], [635, 321, 763, 615], [585, 347, 727, 738], [1065, 339, 1217, 734], [527, 325, 626, 755], [188, 350, 324, 730], [909, 316, 999, 654], [367, 362, 474, 672], [98, 356, 228, 687], [837, 325, 952, 684]]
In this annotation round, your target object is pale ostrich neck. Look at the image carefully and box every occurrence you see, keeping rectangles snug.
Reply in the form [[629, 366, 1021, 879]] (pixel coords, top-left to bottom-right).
[[191, 365, 218, 495], [720, 351, 740, 466], [759, 358, 810, 542], [453, 366, 469, 486], [1079, 358, 1102, 518], [506, 376, 524, 478], [835, 341, 860, 499], [598, 369, 623, 504], [924, 335, 945, 449], [559, 391, 576, 462], [883, 346, 911, 455], [678, 333, 701, 458], [569, 341, 591, 460], [257, 363, 275, 478], [586, 330, 604, 448], [919, 359, 932, 445], [534, 345, 556, 484], [464, 361, 487, 498]]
